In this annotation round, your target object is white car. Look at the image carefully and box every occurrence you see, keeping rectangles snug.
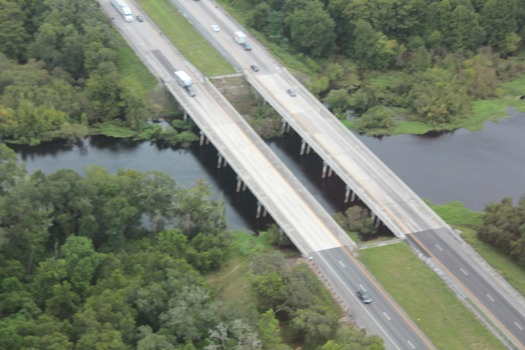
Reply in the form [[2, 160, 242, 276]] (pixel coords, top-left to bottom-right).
[[210, 24, 220, 32]]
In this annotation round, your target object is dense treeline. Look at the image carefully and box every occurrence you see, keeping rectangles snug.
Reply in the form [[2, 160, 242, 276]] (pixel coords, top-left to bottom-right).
[[243, 0, 525, 132], [0, 144, 382, 349], [479, 197, 525, 267], [0, 0, 149, 145]]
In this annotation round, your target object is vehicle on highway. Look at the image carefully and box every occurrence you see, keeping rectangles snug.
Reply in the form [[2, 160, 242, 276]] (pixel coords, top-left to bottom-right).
[[234, 31, 247, 44], [250, 65, 259, 72], [174, 70, 196, 97], [111, 0, 133, 22], [286, 88, 296, 97], [357, 290, 373, 304], [242, 42, 252, 51], [210, 24, 220, 32], [136, 15, 144, 22]]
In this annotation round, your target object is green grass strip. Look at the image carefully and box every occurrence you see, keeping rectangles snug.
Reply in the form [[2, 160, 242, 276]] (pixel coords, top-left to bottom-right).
[[359, 243, 505, 350], [136, 0, 234, 76]]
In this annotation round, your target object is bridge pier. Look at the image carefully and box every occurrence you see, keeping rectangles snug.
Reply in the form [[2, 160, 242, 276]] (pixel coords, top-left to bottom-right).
[[281, 119, 291, 133], [344, 186, 351, 203], [236, 176, 247, 192], [256, 201, 262, 218], [217, 153, 227, 168], [183, 111, 188, 121], [199, 131, 207, 146], [322, 161, 333, 178], [300, 139, 307, 155]]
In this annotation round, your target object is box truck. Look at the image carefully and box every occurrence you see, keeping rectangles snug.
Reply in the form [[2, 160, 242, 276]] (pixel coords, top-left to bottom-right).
[[234, 31, 247, 45], [174, 71, 196, 97], [111, 0, 133, 22]]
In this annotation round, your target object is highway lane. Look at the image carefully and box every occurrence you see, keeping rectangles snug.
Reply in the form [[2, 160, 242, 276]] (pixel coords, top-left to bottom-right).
[[173, 0, 525, 348], [313, 247, 435, 350], [411, 230, 525, 347], [100, 1, 437, 348]]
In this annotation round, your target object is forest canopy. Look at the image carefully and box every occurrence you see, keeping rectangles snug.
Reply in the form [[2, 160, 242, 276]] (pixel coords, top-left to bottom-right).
[[0, 0, 150, 145], [245, 0, 525, 132]]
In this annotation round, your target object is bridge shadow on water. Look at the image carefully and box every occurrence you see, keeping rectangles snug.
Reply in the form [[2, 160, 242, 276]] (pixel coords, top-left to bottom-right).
[[189, 141, 275, 233]]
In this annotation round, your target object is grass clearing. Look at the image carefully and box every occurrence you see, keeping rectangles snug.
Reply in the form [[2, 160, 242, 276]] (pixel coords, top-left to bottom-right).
[[136, 0, 234, 76], [92, 123, 137, 138], [205, 231, 271, 308], [359, 243, 505, 350], [426, 200, 483, 228], [114, 37, 158, 95]]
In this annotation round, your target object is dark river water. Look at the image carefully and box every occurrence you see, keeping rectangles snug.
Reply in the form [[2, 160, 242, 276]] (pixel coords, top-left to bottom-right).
[[10, 111, 525, 232]]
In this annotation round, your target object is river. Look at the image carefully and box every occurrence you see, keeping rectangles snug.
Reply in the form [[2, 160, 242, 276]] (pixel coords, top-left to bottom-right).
[[10, 111, 525, 232]]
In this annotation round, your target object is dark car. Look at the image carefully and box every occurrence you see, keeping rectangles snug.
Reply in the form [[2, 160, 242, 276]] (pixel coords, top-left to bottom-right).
[[286, 88, 296, 97], [242, 42, 252, 51], [250, 65, 259, 72], [136, 15, 144, 22], [357, 290, 373, 304]]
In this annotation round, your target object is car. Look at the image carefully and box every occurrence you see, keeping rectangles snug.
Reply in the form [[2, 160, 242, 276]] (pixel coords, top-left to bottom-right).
[[250, 65, 259, 72], [286, 88, 296, 97], [242, 42, 252, 51], [210, 24, 220, 32], [136, 15, 144, 22], [357, 290, 373, 304]]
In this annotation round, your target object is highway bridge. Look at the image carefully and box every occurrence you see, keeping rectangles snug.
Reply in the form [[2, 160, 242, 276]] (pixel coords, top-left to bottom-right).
[[173, 1, 525, 348], [102, 0, 525, 348]]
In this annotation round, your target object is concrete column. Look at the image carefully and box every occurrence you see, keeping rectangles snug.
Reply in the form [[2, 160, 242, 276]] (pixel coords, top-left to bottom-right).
[[328, 167, 333, 177], [256, 202, 262, 218], [350, 190, 356, 202], [263, 208, 267, 217], [242, 182, 247, 191], [281, 119, 288, 133], [306, 144, 312, 154], [217, 153, 223, 168], [322, 161, 328, 178], [183, 112, 188, 121], [344, 186, 351, 203], [236, 176, 242, 192], [199, 131, 206, 146], [300, 139, 307, 155]]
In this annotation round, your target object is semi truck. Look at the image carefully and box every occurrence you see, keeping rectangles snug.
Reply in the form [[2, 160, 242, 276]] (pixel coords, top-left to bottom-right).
[[174, 71, 196, 97], [111, 0, 133, 22]]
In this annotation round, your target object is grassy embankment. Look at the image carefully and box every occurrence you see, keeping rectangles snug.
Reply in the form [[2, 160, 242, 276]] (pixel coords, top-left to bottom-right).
[[136, 0, 234, 76], [359, 200, 525, 349], [359, 243, 505, 350]]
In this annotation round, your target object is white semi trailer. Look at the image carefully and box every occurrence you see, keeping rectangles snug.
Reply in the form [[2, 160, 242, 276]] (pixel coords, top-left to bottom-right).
[[111, 0, 133, 22], [174, 71, 196, 97]]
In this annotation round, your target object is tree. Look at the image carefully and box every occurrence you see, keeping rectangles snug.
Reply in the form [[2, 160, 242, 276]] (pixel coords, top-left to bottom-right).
[[408, 68, 470, 125], [160, 285, 218, 343], [479, 0, 519, 53], [60, 236, 102, 296], [286, 1, 336, 57], [0, 0, 30, 61], [289, 307, 337, 346], [334, 206, 378, 237], [257, 309, 289, 350]]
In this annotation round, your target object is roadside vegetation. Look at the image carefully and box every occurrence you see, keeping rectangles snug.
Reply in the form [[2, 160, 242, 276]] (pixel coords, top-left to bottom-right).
[[359, 243, 506, 350], [0, 144, 384, 349], [136, 0, 234, 76]]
